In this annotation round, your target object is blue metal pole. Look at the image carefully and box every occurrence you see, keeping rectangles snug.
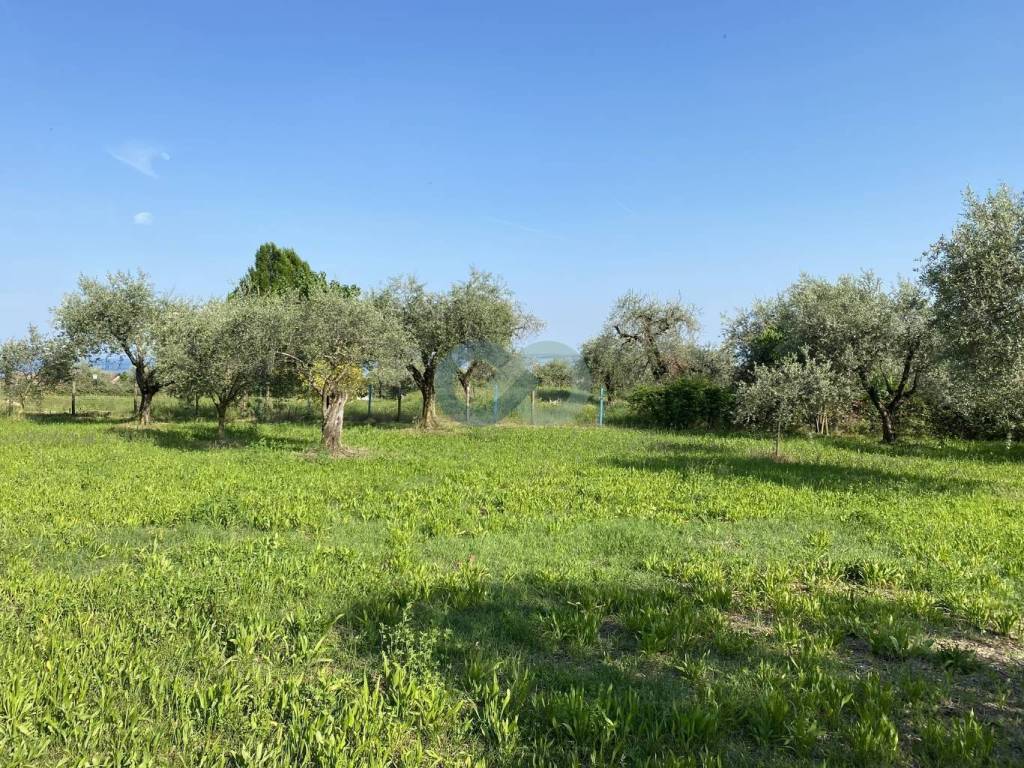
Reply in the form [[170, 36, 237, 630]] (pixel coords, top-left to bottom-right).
[[367, 384, 373, 418], [599, 385, 605, 426], [493, 382, 499, 424]]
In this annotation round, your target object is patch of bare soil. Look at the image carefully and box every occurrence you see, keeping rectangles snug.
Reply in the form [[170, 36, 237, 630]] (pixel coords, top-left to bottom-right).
[[932, 631, 1024, 672], [300, 445, 370, 461], [724, 612, 773, 638]]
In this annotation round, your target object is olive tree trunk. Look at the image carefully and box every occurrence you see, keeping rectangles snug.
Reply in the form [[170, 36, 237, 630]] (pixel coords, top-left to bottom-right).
[[138, 387, 156, 425], [858, 346, 920, 445], [322, 393, 348, 456], [411, 363, 439, 428], [215, 401, 229, 442], [133, 363, 160, 426], [420, 381, 438, 427], [879, 409, 897, 444], [862, 382, 902, 444]]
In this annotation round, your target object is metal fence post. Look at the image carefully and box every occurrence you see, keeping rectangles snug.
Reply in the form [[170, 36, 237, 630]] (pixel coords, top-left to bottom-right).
[[598, 385, 605, 426]]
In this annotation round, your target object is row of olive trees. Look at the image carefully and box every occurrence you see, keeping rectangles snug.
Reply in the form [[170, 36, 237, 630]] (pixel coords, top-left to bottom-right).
[[5, 186, 1019, 448], [1, 267, 537, 455], [578, 273, 936, 444], [580, 185, 1024, 446]]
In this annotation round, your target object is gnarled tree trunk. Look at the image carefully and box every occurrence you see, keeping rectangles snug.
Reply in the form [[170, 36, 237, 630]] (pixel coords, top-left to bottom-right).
[[420, 379, 438, 428], [133, 362, 160, 426], [863, 386, 899, 444], [858, 349, 919, 445], [321, 393, 347, 456], [138, 387, 155, 425], [410, 362, 439, 428]]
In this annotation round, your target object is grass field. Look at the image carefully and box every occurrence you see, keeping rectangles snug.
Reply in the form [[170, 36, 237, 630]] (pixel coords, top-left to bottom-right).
[[1, 412, 1022, 766], [25, 388, 622, 428]]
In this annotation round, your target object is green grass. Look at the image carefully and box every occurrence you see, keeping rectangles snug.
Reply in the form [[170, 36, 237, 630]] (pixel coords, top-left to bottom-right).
[[0, 411, 1022, 766], [30, 391, 424, 425], [29, 388, 625, 427]]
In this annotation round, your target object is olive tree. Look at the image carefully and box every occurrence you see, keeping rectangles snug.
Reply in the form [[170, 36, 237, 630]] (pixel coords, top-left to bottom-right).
[[726, 304, 791, 380], [728, 273, 933, 443], [55, 272, 180, 425], [158, 297, 276, 440], [365, 362, 415, 422], [921, 185, 1024, 443], [0, 337, 34, 415], [447, 345, 495, 422], [735, 352, 842, 458], [579, 330, 649, 399], [607, 291, 699, 382], [277, 289, 407, 454], [534, 359, 573, 388], [0, 327, 76, 414], [381, 270, 539, 428]]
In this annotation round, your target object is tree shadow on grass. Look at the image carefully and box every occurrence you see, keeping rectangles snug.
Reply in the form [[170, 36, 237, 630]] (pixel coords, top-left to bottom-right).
[[346, 418, 419, 430], [118, 420, 420, 453], [827, 436, 1024, 466], [25, 412, 133, 426], [337, 569, 1023, 766], [109, 423, 315, 453], [605, 441, 984, 496]]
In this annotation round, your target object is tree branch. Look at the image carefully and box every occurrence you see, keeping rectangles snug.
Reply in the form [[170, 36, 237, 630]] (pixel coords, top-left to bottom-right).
[[857, 367, 885, 417], [886, 342, 919, 411]]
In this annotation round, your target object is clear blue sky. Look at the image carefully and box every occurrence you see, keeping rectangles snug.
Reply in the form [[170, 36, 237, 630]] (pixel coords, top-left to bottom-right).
[[2, 1, 1022, 347]]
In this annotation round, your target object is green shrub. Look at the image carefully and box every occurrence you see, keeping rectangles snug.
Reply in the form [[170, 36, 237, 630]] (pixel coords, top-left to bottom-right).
[[629, 377, 734, 430]]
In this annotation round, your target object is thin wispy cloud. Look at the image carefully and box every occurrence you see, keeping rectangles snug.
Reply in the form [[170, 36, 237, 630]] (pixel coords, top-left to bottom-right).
[[133, 211, 153, 225], [484, 215, 570, 242], [109, 142, 170, 177]]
